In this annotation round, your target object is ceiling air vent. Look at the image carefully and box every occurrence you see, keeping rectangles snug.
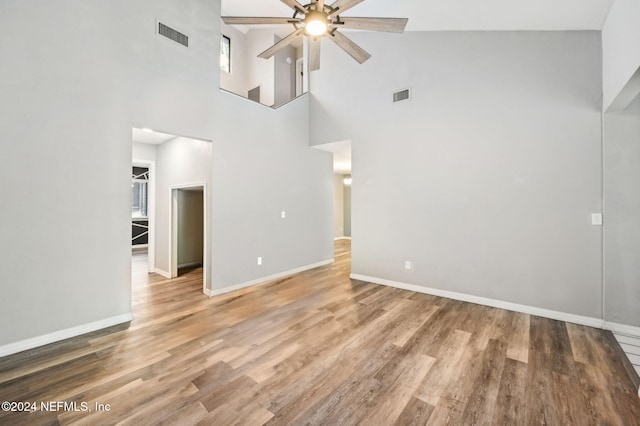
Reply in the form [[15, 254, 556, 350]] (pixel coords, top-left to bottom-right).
[[393, 88, 410, 103], [158, 22, 188, 47]]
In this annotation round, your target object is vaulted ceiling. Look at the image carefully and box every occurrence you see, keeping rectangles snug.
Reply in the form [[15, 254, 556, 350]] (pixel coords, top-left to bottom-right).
[[221, 0, 614, 32]]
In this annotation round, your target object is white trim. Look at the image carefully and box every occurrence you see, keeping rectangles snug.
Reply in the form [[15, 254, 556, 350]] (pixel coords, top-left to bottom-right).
[[171, 189, 178, 278], [349, 274, 604, 329], [600, 111, 606, 323], [604, 321, 640, 338], [0, 313, 133, 357], [334, 236, 352, 241], [208, 259, 334, 297], [154, 268, 171, 279]]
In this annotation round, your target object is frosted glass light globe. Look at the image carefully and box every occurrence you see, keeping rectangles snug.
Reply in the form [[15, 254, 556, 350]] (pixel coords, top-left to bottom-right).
[[304, 11, 328, 36], [305, 20, 327, 36]]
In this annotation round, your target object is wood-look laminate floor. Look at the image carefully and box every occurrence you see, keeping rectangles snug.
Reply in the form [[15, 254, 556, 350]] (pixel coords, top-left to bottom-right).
[[1, 242, 639, 425]]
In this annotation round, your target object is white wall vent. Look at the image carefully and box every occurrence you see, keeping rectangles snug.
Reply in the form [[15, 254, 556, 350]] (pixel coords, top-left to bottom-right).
[[393, 88, 411, 103], [158, 22, 188, 47]]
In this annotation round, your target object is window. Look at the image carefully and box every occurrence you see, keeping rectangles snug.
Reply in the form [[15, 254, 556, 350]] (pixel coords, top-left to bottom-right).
[[220, 35, 231, 73]]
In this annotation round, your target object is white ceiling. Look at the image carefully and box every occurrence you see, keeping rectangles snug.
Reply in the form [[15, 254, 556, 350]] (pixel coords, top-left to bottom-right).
[[312, 140, 352, 174], [132, 128, 176, 145], [221, 0, 613, 31]]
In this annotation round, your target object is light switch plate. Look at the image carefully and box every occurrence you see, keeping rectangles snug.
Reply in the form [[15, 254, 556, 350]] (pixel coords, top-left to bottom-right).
[[591, 213, 603, 226], [281, 211, 286, 219]]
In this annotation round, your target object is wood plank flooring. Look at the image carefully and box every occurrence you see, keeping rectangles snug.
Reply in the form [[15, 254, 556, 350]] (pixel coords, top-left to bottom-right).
[[1, 241, 639, 425]]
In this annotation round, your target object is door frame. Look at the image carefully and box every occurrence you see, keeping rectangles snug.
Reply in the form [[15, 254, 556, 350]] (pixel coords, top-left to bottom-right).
[[296, 58, 304, 97], [169, 182, 207, 292]]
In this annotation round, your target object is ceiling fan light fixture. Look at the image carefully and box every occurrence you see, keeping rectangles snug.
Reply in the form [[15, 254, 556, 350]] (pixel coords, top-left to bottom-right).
[[223, 0, 408, 71], [304, 11, 328, 36]]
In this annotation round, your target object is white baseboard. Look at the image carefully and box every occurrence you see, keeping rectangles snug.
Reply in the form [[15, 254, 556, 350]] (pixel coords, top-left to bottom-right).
[[207, 259, 334, 298], [0, 313, 133, 358], [350, 274, 604, 329], [604, 321, 640, 338], [334, 237, 351, 241], [154, 268, 171, 279]]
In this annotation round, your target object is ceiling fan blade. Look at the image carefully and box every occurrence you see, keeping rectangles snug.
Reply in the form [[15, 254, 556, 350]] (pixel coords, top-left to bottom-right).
[[332, 17, 408, 33], [258, 28, 304, 60], [329, 0, 365, 17], [309, 38, 321, 71], [281, 0, 309, 15], [222, 17, 302, 25], [329, 30, 371, 64], [330, 30, 371, 64]]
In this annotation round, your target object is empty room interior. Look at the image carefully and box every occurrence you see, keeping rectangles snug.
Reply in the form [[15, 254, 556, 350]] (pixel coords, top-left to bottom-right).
[[1, 0, 640, 424]]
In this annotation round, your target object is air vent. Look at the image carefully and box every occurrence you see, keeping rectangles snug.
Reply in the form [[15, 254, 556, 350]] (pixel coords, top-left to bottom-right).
[[393, 88, 410, 103], [158, 22, 188, 47]]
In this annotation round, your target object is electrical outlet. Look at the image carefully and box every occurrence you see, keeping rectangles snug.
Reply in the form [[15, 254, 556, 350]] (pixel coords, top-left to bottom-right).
[[257, 257, 262, 265], [281, 210, 286, 219], [404, 261, 412, 270]]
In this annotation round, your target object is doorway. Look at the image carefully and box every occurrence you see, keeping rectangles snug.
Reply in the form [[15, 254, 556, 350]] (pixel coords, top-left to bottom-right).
[[343, 175, 351, 239], [131, 160, 155, 273], [170, 184, 207, 281], [310, 140, 352, 260], [296, 58, 304, 97]]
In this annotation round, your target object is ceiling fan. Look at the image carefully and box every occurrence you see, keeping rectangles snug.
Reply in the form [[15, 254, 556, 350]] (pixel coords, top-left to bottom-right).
[[222, 0, 408, 71]]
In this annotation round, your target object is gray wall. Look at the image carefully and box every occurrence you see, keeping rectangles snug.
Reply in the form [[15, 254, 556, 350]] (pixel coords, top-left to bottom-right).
[[0, 0, 217, 348], [212, 92, 334, 291], [310, 31, 603, 318], [0, 0, 334, 349], [274, 38, 296, 107], [245, 29, 276, 106], [0, 0, 218, 345], [155, 137, 212, 283], [220, 23, 249, 97], [178, 190, 204, 268], [604, 112, 640, 327]]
